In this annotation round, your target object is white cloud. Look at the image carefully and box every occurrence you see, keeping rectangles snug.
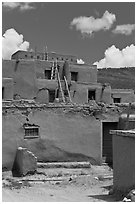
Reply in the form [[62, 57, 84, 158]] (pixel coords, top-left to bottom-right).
[[2, 2, 35, 11], [2, 28, 30, 60], [94, 44, 135, 68], [70, 10, 116, 36], [77, 59, 85, 64], [112, 24, 135, 35]]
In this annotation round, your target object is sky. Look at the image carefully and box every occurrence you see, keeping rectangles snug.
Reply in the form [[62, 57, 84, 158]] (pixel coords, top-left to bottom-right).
[[2, 1, 135, 68]]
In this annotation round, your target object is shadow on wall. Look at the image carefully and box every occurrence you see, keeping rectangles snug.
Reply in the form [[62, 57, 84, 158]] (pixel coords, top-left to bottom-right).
[[2, 109, 102, 170], [2, 137, 97, 171]]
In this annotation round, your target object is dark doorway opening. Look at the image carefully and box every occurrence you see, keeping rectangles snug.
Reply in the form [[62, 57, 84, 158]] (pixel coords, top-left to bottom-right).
[[113, 97, 121, 103], [102, 122, 118, 166], [48, 90, 55, 103], [71, 72, 78, 81], [55, 89, 59, 98], [45, 70, 51, 79], [2, 87, 4, 99], [88, 90, 96, 101]]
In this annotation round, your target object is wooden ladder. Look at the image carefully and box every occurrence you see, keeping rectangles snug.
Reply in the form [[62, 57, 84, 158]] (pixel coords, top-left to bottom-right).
[[64, 76, 72, 103], [51, 61, 55, 80], [53, 60, 72, 103], [57, 70, 65, 103], [54, 60, 65, 102]]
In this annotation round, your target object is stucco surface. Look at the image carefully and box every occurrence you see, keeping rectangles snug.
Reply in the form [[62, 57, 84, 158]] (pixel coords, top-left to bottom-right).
[[112, 133, 135, 192], [2, 109, 102, 170]]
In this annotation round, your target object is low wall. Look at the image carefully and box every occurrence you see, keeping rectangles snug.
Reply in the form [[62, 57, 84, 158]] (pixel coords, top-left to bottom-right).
[[2, 108, 102, 170], [111, 130, 135, 193]]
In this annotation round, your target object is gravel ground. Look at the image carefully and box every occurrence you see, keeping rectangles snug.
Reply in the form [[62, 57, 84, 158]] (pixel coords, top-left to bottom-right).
[[2, 164, 117, 202]]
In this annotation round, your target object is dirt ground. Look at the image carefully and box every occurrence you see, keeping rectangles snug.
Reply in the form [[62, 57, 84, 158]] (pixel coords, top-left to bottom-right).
[[2, 164, 121, 202]]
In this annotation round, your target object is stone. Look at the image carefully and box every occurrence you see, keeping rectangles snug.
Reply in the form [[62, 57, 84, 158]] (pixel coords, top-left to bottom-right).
[[12, 147, 37, 177]]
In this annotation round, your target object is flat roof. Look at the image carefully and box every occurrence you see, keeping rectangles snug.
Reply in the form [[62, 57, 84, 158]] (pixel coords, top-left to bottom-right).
[[110, 129, 135, 138]]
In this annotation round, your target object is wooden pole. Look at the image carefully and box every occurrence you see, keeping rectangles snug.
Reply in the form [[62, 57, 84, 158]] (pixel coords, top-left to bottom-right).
[[46, 46, 48, 61], [64, 76, 72, 103], [57, 66, 65, 103]]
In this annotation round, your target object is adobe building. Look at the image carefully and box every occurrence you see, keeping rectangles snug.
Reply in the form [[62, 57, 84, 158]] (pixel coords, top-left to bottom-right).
[[111, 89, 135, 104], [2, 50, 135, 170], [2, 50, 112, 104]]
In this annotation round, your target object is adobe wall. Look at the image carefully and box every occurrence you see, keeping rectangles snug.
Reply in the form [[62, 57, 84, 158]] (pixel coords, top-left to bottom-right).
[[2, 109, 102, 170], [111, 130, 135, 193], [12, 50, 77, 64], [111, 90, 135, 103], [2, 60, 111, 104], [70, 64, 97, 83], [2, 60, 37, 99], [71, 83, 111, 104], [2, 60, 16, 78], [2, 78, 14, 100]]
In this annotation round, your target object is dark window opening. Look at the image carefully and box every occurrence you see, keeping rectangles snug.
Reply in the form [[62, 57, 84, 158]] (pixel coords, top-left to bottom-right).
[[71, 72, 78, 81], [45, 70, 51, 79], [57, 57, 58, 60], [24, 126, 39, 139], [25, 54, 27, 58], [64, 90, 68, 96], [31, 55, 33, 58], [113, 98, 121, 103], [37, 56, 40, 59], [88, 90, 96, 101], [71, 59, 73, 62], [49, 90, 55, 103], [62, 58, 64, 61], [2, 87, 4, 99]]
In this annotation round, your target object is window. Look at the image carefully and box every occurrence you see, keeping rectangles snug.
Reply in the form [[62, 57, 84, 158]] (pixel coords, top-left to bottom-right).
[[2, 87, 4, 99], [45, 70, 51, 79], [37, 55, 40, 59], [62, 58, 64, 61], [88, 90, 96, 101], [31, 55, 33, 59], [24, 126, 39, 139], [113, 98, 121, 103], [25, 54, 27, 58], [71, 72, 78, 81]]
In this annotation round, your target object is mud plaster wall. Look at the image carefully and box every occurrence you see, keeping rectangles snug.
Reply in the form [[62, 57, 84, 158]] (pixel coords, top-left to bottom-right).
[[2, 109, 102, 170], [112, 134, 135, 192], [12, 50, 77, 64], [2, 78, 14, 100], [70, 64, 97, 83], [71, 84, 111, 104], [2, 60, 110, 104], [111, 91, 135, 103], [2, 60, 38, 99]]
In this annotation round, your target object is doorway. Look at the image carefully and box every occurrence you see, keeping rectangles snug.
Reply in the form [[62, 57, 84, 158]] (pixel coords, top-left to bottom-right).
[[48, 90, 55, 103], [45, 70, 51, 79], [102, 122, 118, 165], [2, 87, 4, 99], [88, 90, 96, 101]]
